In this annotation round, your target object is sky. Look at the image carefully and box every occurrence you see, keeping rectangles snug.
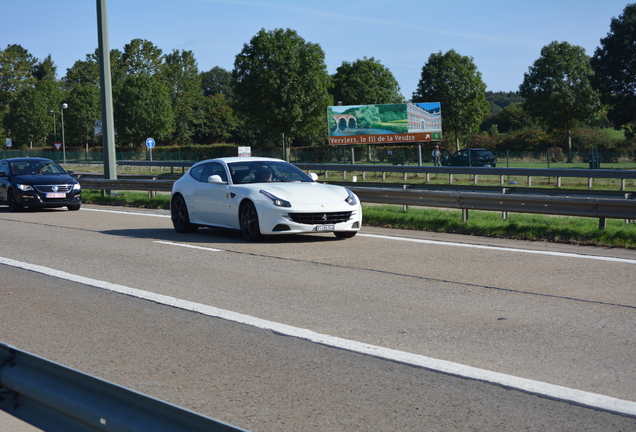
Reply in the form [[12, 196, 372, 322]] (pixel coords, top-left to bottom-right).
[[2, 0, 631, 99]]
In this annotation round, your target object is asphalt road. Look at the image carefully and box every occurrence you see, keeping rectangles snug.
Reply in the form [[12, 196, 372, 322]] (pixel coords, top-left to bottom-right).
[[1, 205, 635, 431]]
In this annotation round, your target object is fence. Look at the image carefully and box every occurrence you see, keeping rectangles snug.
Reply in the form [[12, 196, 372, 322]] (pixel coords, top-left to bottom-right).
[[2, 148, 635, 168]]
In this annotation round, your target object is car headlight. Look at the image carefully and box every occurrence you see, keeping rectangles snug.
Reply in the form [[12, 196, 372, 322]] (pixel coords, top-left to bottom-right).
[[260, 190, 291, 208], [345, 188, 357, 206], [17, 184, 33, 192], [73, 183, 81, 191]]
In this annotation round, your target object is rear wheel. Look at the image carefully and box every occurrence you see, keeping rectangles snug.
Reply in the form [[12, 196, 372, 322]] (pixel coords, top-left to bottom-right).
[[7, 190, 22, 212], [171, 195, 198, 233], [239, 201, 262, 241], [334, 231, 356, 239]]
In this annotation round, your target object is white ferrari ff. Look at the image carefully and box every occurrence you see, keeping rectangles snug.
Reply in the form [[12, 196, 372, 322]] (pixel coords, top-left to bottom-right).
[[170, 157, 362, 241]]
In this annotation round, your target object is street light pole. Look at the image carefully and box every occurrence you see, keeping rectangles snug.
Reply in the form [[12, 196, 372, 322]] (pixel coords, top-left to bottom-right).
[[61, 103, 68, 164]]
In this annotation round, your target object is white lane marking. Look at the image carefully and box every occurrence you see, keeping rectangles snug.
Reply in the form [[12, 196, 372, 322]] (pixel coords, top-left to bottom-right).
[[155, 240, 223, 252], [82, 206, 636, 264], [81, 207, 170, 218], [1, 255, 635, 418], [359, 233, 636, 264]]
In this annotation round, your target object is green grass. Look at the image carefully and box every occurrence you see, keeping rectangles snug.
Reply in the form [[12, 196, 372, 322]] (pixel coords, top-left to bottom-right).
[[82, 190, 636, 249], [363, 205, 636, 248]]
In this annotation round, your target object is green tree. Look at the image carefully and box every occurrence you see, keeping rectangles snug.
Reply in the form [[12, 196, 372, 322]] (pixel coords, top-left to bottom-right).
[[201, 66, 234, 100], [0, 44, 37, 112], [33, 55, 58, 81], [194, 94, 239, 144], [232, 28, 333, 149], [520, 41, 602, 161], [161, 49, 201, 145], [331, 56, 403, 105], [412, 50, 489, 152], [593, 3, 636, 139], [4, 82, 54, 147], [65, 84, 102, 148], [114, 75, 174, 146], [121, 39, 163, 77]]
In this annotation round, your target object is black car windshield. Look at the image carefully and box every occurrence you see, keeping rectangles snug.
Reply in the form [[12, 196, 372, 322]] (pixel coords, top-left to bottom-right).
[[10, 161, 67, 176], [229, 161, 313, 184]]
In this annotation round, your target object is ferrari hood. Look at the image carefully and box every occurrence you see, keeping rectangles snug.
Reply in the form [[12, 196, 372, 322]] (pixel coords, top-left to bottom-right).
[[258, 182, 350, 205]]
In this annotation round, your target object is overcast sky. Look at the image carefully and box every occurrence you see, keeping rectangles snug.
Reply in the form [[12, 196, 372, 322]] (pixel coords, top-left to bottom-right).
[[3, 0, 630, 98]]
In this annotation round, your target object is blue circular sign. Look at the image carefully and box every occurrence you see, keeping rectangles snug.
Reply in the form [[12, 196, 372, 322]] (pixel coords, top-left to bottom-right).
[[146, 138, 155, 148]]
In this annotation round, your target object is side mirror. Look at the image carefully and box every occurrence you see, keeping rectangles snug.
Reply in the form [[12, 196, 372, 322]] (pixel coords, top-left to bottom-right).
[[67, 170, 74, 175], [308, 172, 319, 181], [208, 174, 226, 184], [0, 172, 6, 178]]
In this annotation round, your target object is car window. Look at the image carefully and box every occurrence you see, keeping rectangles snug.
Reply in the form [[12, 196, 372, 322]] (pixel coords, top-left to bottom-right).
[[229, 161, 312, 184], [189, 162, 228, 183], [188, 164, 205, 182], [9, 161, 66, 175], [0, 162, 8, 176]]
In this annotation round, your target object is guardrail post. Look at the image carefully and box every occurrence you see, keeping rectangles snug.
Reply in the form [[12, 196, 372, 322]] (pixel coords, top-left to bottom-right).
[[382, 172, 386, 181], [325, 170, 329, 180], [599, 217, 607, 229], [343, 171, 347, 181], [527, 176, 532, 187], [426, 173, 430, 183], [449, 174, 453, 184], [500, 175, 504, 186], [588, 177, 593, 190], [474, 175, 478, 185], [462, 209, 468, 223], [557, 177, 562, 187], [621, 179, 626, 191]]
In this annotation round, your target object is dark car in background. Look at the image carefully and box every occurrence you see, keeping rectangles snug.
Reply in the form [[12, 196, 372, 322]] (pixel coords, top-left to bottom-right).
[[0, 157, 81, 211], [441, 148, 497, 167]]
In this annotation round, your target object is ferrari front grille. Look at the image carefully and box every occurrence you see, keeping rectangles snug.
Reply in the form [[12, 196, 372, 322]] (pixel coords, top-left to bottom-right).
[[288, 211, 353, 225]]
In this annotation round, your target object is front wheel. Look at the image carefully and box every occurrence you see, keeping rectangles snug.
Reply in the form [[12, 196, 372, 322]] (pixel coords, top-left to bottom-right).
[[239, 201, 262, 241], [171, 195, 198, 233], [334, 231, 357, 239], [7, 190, 22, 212]]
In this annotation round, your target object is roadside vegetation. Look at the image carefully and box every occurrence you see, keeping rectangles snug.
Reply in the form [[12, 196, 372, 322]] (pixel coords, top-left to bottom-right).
[[81, 190, 636, 249]]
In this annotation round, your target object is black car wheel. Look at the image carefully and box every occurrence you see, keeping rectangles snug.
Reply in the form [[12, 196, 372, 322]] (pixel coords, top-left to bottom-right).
[[171, 194, 198, 233], [7, 189, 22, 212], [239, 201, 262, 241]]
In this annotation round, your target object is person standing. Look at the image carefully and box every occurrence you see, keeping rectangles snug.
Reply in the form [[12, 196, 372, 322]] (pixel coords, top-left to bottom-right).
[[432, 145, 441, 166]]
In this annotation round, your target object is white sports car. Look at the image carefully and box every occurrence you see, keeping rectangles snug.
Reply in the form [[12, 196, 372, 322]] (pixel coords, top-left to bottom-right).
[[170, 157, 362, 241]]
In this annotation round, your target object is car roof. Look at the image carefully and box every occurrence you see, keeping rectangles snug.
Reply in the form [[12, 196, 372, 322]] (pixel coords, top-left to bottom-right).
[[194, 156, 285, 166], [1, 157, 55, 163]]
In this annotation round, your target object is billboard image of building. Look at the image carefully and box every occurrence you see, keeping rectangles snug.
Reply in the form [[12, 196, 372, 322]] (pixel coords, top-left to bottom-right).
[[328, 102, 441, 145]]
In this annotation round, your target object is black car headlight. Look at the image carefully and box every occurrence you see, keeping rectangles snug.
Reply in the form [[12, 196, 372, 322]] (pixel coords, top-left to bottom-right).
[[17, 184, 34, 192], [260, 190, 291, 208], [345, 188, 357, 206]]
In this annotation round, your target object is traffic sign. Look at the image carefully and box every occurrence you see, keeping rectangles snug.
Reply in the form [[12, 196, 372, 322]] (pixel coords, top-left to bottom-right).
[[146, 138, 155, 148]]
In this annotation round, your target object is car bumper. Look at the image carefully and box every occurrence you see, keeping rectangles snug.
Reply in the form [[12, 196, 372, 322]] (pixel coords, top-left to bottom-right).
[[258, 203, 362, 235], [16, 190, 81, 208]]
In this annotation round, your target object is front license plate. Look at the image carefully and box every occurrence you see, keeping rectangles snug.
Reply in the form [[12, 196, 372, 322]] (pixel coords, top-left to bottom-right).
[[46, 193, 66, 198], [316, 224, 335, 232]]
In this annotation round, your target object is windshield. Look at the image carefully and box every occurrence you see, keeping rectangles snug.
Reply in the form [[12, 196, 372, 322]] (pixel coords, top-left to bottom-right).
[[10, 161, 67, 176], [228, 161, 313, 184]]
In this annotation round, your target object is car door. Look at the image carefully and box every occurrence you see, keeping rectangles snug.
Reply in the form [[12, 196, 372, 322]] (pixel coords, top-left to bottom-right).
[[190, 162, 233, 228]]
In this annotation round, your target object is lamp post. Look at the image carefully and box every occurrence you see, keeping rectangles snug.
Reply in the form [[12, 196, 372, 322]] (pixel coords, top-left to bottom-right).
[[61, 103, 68, 164], [48, 109, 57, 144]]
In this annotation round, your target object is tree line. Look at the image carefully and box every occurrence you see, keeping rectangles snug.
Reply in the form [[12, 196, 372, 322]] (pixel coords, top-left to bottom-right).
[[1, 3, 635, 160]]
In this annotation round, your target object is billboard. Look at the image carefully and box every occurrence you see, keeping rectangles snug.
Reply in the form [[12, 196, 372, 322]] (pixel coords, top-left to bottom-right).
[[328, 102, 441, 145]]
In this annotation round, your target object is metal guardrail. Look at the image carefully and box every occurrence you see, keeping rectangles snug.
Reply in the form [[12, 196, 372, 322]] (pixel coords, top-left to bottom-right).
[[0, 343, 248, 432], [77, 177, 636, 228]]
